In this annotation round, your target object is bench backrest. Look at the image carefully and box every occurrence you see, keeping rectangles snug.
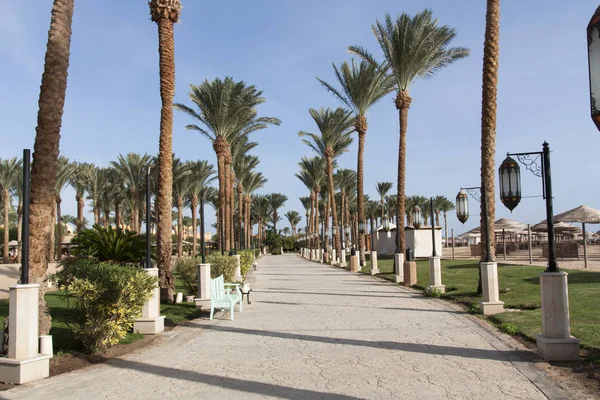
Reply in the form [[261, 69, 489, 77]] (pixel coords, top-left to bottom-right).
[[211, 275, 225, 301]]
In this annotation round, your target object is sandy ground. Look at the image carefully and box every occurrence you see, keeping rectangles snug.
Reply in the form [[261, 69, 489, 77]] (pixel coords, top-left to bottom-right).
[[0, 263, 60, 299]]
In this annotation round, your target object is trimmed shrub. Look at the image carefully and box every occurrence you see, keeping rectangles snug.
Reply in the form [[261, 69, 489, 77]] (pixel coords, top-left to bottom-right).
[[239, 251, 254, 277], [174, 257, 200, 295], [282, 236, 295, 252], [264, 229, 283, 255], [69, 225, 148, 265], [207, 253, 237, 282], [53, 260, 156, 353]]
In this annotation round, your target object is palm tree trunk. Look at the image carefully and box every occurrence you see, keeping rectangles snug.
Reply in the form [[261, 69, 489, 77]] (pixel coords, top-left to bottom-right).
[[153, 5, 178, 302], [177, 198, 183, 256], [93, 205, 99, 225], [326, 155, 341, 262], [76, 193, 84, 233], [237, 187, 243, 249], [130, 191, 137, 233], [49, 204, 56, 262], [115, 201, 121, 230], [356, 119, 367, 266], [213, 147, 226, 251], [479, 0, 500, 294], [309, 192, 315, 249], [3, 189, 10, 263], [56, 197, 63, 261], [191, 194, 198, 256], [443, 211, 449, 248], [395, 91, 411, 255]]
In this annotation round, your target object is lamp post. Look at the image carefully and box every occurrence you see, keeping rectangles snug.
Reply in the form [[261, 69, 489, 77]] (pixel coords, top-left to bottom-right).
[[200, 191, 206, 264], [500, 142, 578, 360], [411, 206, 421, 229], [21, 149, 30, 284], [588, 6, 600, 131], [145, 166, 152, 269], [382, 216, 390, 232]]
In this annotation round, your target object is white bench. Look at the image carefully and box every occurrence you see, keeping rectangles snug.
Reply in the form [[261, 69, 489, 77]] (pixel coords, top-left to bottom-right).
[[210, 275, 243, 320]]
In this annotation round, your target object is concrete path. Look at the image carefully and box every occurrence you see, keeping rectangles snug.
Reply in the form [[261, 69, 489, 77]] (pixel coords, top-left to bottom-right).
[[3, 255, 568, 399]]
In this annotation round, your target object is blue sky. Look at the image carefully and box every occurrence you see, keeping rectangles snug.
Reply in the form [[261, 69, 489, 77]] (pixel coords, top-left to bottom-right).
[[2, 0, 600, 236]]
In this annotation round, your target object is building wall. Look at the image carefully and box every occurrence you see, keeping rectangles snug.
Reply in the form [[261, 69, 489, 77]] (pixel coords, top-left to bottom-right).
[[376, 227, 443, 257]]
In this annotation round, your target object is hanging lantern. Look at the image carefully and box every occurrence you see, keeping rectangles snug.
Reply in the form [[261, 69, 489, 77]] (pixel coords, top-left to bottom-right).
[[411, 206, 422, 228], [498, 156, 522, 211], [588, 6, 600, 131], [344, 225, 350, 236], [358, 220, 365, 234], [382, 216, 390, 232], [456, 190, 469, 224]]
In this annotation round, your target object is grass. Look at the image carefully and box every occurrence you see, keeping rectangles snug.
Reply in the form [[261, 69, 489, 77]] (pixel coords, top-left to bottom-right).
[[0, 272, 203, 354], [358, 258, 600, 351]]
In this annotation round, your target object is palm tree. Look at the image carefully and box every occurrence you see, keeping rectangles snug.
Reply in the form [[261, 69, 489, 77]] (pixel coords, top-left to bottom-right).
[[84, 167, 106, 226], [299, 107, 354, 260], [55, 157, 75, 261], [285, 210, 301, 236], [233, 150, 259, 249], [172, 158, 193, 256], [185, 160, 215, 256], [243, 171, 266, 250], [174, 77, 281, 253], [111, 153, 152, 233], [70, 162, 93, 233], [149, 0, 182, 301], [335, 169, 357, 248], [376, 182, 393, 223], [0, 158, 22, 263], [252, 195, 271, 250], [299, 196, 311, 237], [265, 193, 288, 232], [296, 157, 326, 250], [350, 9, 469, 256], [317, 59, 393, 265]]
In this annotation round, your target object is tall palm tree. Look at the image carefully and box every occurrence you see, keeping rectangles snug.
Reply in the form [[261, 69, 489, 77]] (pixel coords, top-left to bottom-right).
[[174, 77, 281, 252], [0, 158, 22, 263], [265, 193, 288, 232], [69, 162, 93, 233], [26, 0, 75, 333], [299, 196, 311, 235], [376, 182, 393, 223], [252, 195, 271, 249], [335, 169, 357, 248], [299, 107, 354, 260], [185, 160, 215, 256], [350, 9, 469, 256], [232, 148, 259, 249], [84, 167, 106, 226], [149, 0, 182, 301], [296, 156, 326, 250], [317, 59, 394, 264], [243, 171, 266, 249], [172, 158, 193, 256], [111, 153, 152, 232], [285, 210, 301, 236], [54, 157, 75, 261]]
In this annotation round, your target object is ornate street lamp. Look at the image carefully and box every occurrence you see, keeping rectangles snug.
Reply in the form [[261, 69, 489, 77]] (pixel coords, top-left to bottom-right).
[[500, 142, 557, 272], [382, 216, 390, 232], [588, 6, 600, 131], [358, 220, 365, 234], [455, 186, 491, 262], [344, 225, 350, 237], [411, 206, 422, 228]]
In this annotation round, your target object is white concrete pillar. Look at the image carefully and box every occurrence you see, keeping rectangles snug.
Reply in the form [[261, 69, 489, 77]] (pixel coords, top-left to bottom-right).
[[349, 254, 359, 272], [480, 262, 504, 315], [330, 249, 337, 266], [428, 256, 445, 293], [394, 253, 404, 283], [403, 261, 417, 286], [233, 254, 243, 281], [340, 249, 347, 267], [370, 251, 379, 275], [536, 272, 580, 361], [134, 268, 165, 335]]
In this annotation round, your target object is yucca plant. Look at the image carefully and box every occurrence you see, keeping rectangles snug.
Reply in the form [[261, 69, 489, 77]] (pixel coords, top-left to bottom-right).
[[69, 225, 149, 265]]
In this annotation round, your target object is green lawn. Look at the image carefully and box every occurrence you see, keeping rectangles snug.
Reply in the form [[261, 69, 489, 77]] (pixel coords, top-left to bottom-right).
[[358, 258, 600, 351], [0, 272, 203, 354]]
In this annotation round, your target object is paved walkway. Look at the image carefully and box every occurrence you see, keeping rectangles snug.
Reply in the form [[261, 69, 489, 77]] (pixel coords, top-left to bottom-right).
[[3, 255, 568, 399]]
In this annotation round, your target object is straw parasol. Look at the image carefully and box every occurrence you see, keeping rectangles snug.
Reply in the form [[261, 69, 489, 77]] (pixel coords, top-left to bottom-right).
[[553, 205, 600, 268]]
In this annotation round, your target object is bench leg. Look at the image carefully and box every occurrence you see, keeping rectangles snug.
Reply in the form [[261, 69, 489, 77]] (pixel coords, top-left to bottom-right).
[[230, 305, 235, 320], [239, 298, 243, 312], [210, 306, 215, 320]]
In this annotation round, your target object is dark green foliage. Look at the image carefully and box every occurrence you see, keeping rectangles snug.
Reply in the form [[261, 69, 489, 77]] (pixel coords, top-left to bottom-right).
[[69, 225, 148, 265], [264, 228, 283, 255], [282, 236, 295, 252], [174, 257, 200, 295]]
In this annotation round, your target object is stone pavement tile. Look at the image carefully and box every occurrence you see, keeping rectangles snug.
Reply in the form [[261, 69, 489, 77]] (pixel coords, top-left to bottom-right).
[[1, 254, 569, 400]]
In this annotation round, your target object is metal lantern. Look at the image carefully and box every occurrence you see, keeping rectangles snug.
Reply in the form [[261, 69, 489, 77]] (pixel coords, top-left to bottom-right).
[[411, 206, 422, 228], [456, 189, 469, 224], [344, 225, 350, 236], [498, 156, 521, 211], [382, 216, 390, 232], [358, 220, 365, 234], [588, 6, 600, 131]]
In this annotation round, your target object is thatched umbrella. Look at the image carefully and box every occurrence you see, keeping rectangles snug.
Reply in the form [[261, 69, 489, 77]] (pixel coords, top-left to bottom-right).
[[553, 205, 600, 268]]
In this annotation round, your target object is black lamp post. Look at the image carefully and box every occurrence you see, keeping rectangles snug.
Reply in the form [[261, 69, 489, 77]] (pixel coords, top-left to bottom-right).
[[200, 191, 206, 264], [588, 6, 600, 131], [430, 198, 437, 257], [456, 186, 492, 262], [499, 142, 558, 272], [145, 165, 152, 269], [21, 149, 31, 284]]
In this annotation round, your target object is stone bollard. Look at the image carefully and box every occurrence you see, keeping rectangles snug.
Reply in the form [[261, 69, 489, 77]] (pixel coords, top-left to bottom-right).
[[403, 261, 417, 286], [0, 284, 52, 384], [233, 254, 243, 281], [427, 256, 445, 293], [134, 268, 165, 335], [350, 254, 360, 272], [175, 292, 183, 303], [330, 249, 337, 266], [370, 251, 379, 275], [536, 272, 580, 361], [340, 249, 347, 267], [195, 263, 211, 310], [394, 253, 404, 283], [480, 262, 504, 315]]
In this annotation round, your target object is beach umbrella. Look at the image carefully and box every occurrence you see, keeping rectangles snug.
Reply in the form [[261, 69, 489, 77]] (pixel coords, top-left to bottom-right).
[[553, 205, 600, 268]]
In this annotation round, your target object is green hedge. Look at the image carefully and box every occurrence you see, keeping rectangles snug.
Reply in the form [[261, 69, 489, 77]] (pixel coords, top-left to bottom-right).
[[175, 252, 254, 293]]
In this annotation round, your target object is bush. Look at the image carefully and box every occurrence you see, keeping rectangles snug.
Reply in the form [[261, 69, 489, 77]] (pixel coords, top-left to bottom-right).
[[239, 250, 254, 277], [70, 225, 148, 265], [174, 257, 200, 295], [53, 260, 156, 353], [282, 236, 295, 252], [264, 228, 282, 255], [425, 286, 443, 298], [499, 322, 519, 336], [207, 253, 237, 282]]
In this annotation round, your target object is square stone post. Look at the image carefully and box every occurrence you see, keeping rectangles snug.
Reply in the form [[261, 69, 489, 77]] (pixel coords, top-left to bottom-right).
[[0, 284, 52, 384], [369, 251, 379, 275], [349, 254, 359, 272], [233, 254, 243, 281], [480, 261, 504, 315], [340, 249, 347, 267], [428, 256, 445, 293], [536, 272, 580, 361], [403, 261, 417, 286], [194, 263, 211, 310], [330, 249, 337, 266], [134, 268, 165, 335], [394, 253, 404, 283]]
